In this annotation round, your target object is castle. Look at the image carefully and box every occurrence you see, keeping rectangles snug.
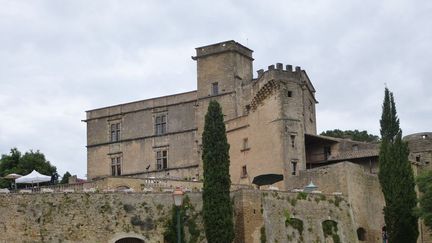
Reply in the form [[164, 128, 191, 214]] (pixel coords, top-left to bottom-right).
[[84, 40, 388, 189], [83, 41, 432, 242], [0, 40, 430, 243]]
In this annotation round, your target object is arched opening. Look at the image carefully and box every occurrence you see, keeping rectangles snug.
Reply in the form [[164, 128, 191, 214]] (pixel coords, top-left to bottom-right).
[[116, 185, 131, 192], [357, 227, 366, 241], [322, 220, 340, 243], [115, 237, 144, 243]]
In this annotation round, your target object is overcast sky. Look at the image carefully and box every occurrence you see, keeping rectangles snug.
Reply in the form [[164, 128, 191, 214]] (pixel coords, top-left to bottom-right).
[[0, 0, 431, 178]]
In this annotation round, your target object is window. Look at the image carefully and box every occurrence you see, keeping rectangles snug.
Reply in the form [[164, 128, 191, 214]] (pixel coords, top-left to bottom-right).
[[291, 161, 297, 175], [241, 165, 248, 178], [155, 115, 167, 135], [156, 150, 168, 170], [290, 135, 296, 148], [324, 146, 331, 160], [357, 227, 366, 241], [211, 82, 219, 95], [111, 157, 122, 176], [287, 90, 293, 97], [110, 123, 121, 142], [416, 155, 421, 162], [243, 138, 249, 150]]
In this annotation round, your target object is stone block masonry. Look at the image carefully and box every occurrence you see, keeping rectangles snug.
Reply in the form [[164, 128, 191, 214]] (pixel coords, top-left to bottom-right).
[[0, 189, 371, 243]]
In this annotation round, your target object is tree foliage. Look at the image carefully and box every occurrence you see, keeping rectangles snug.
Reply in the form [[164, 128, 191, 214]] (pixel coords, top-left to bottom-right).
[[60, 171, 72, 184], [0, 148, 58, 188], [202, 100, 234, 243], [378, 88, 418, 243], [416, 171, 432, 230], [320, 129, 379, 142]]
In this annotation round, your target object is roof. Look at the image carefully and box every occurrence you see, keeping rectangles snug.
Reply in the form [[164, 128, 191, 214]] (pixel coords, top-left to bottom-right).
[[305, 133, 340, 144], [327, 149, 379, 162]]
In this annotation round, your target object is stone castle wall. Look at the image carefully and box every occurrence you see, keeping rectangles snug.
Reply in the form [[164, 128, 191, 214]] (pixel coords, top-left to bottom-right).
[[0, 192, 205, 243], [0, 189, 368, 243], [285, 162, 385, 242]]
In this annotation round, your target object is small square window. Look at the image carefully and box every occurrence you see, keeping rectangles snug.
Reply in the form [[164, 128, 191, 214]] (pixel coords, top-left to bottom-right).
[[291, 161, 297, 175], [211, 82, 219, 95], [416, 155, 421, 162], [241, 165, 248, 178], [243, 138, 249, 150], [287, 91, 293, 97]]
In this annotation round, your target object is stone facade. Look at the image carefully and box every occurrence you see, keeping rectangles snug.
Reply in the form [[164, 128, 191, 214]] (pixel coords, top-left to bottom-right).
[[82, 40, 432, 242], [85, 40, 318, 190], [0, 189, 365, 243]]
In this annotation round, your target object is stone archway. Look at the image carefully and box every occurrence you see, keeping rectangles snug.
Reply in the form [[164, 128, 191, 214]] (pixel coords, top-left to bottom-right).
[[115, 237, 144, 243], [109, 233, 146, 243]]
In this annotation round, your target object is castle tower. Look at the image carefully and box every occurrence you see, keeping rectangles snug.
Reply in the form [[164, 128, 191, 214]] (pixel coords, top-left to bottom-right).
[[192, 40, 254, 138], [243, 64, 317, 189]]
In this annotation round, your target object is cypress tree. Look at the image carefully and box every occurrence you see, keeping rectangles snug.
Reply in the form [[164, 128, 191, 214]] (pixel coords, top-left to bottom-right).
[[202, 100, 234, 243], [378, 88, 418, 243]]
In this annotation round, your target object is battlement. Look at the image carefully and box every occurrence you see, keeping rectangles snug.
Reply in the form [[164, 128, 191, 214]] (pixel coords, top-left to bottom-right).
[[256, 63, 302, 79], [193, 40, 253, 60]]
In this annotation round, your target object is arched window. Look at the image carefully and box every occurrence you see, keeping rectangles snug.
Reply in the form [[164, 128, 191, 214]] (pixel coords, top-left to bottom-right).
[[115, 237, 144, 243], [357, 227, 366, 241]]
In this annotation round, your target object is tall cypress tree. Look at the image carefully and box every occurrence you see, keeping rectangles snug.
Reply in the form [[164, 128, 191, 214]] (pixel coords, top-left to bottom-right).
[[378, 88, 418, 243], [202, 100, 234, 243]]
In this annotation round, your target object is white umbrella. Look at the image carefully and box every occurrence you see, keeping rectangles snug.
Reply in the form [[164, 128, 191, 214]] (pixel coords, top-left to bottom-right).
[[15, 170, 51, 184], [3, 173, 22, 179]]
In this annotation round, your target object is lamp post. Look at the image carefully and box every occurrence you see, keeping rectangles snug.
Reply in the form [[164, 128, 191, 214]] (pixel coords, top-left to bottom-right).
[[172, 187, 184, 243]]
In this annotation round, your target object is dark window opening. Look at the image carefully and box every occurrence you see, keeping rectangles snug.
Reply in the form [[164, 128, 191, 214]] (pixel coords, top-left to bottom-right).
[[416, 155, 421, 162], [212, 82, 219, 95], [324, 146, 331, 160], [357, 227, 366, 241], [155, 115, 167, 135], [156, 150, 168, 170], [115, 238, 144, 243], [111, 157, 121, 176], [241, 165, 248, 178], [291, 161, 297, 175], [287, 90, 293, 97], [290, 135, 296, 148]]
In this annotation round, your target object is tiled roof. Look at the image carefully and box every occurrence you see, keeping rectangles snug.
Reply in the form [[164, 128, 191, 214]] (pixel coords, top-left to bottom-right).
[[327, 149, 379, 161]]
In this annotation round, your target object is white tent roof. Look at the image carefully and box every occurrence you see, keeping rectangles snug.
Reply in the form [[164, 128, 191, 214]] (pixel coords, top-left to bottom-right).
[[15, 170, 51, 184]]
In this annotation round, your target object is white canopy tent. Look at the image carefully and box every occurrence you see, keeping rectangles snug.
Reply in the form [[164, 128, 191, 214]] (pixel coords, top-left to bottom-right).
[[15, 170, 51, 184]]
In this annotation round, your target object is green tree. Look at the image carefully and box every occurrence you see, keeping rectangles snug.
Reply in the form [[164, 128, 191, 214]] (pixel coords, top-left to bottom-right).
[[60, 171, 72, 184], [320, 129, 379, 142], [0, 148, 58, 188], [378, 88, 418, 243], [416, 171, 432, 230], [202, 100, 234, 243], [163, 206, 186, 243]]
